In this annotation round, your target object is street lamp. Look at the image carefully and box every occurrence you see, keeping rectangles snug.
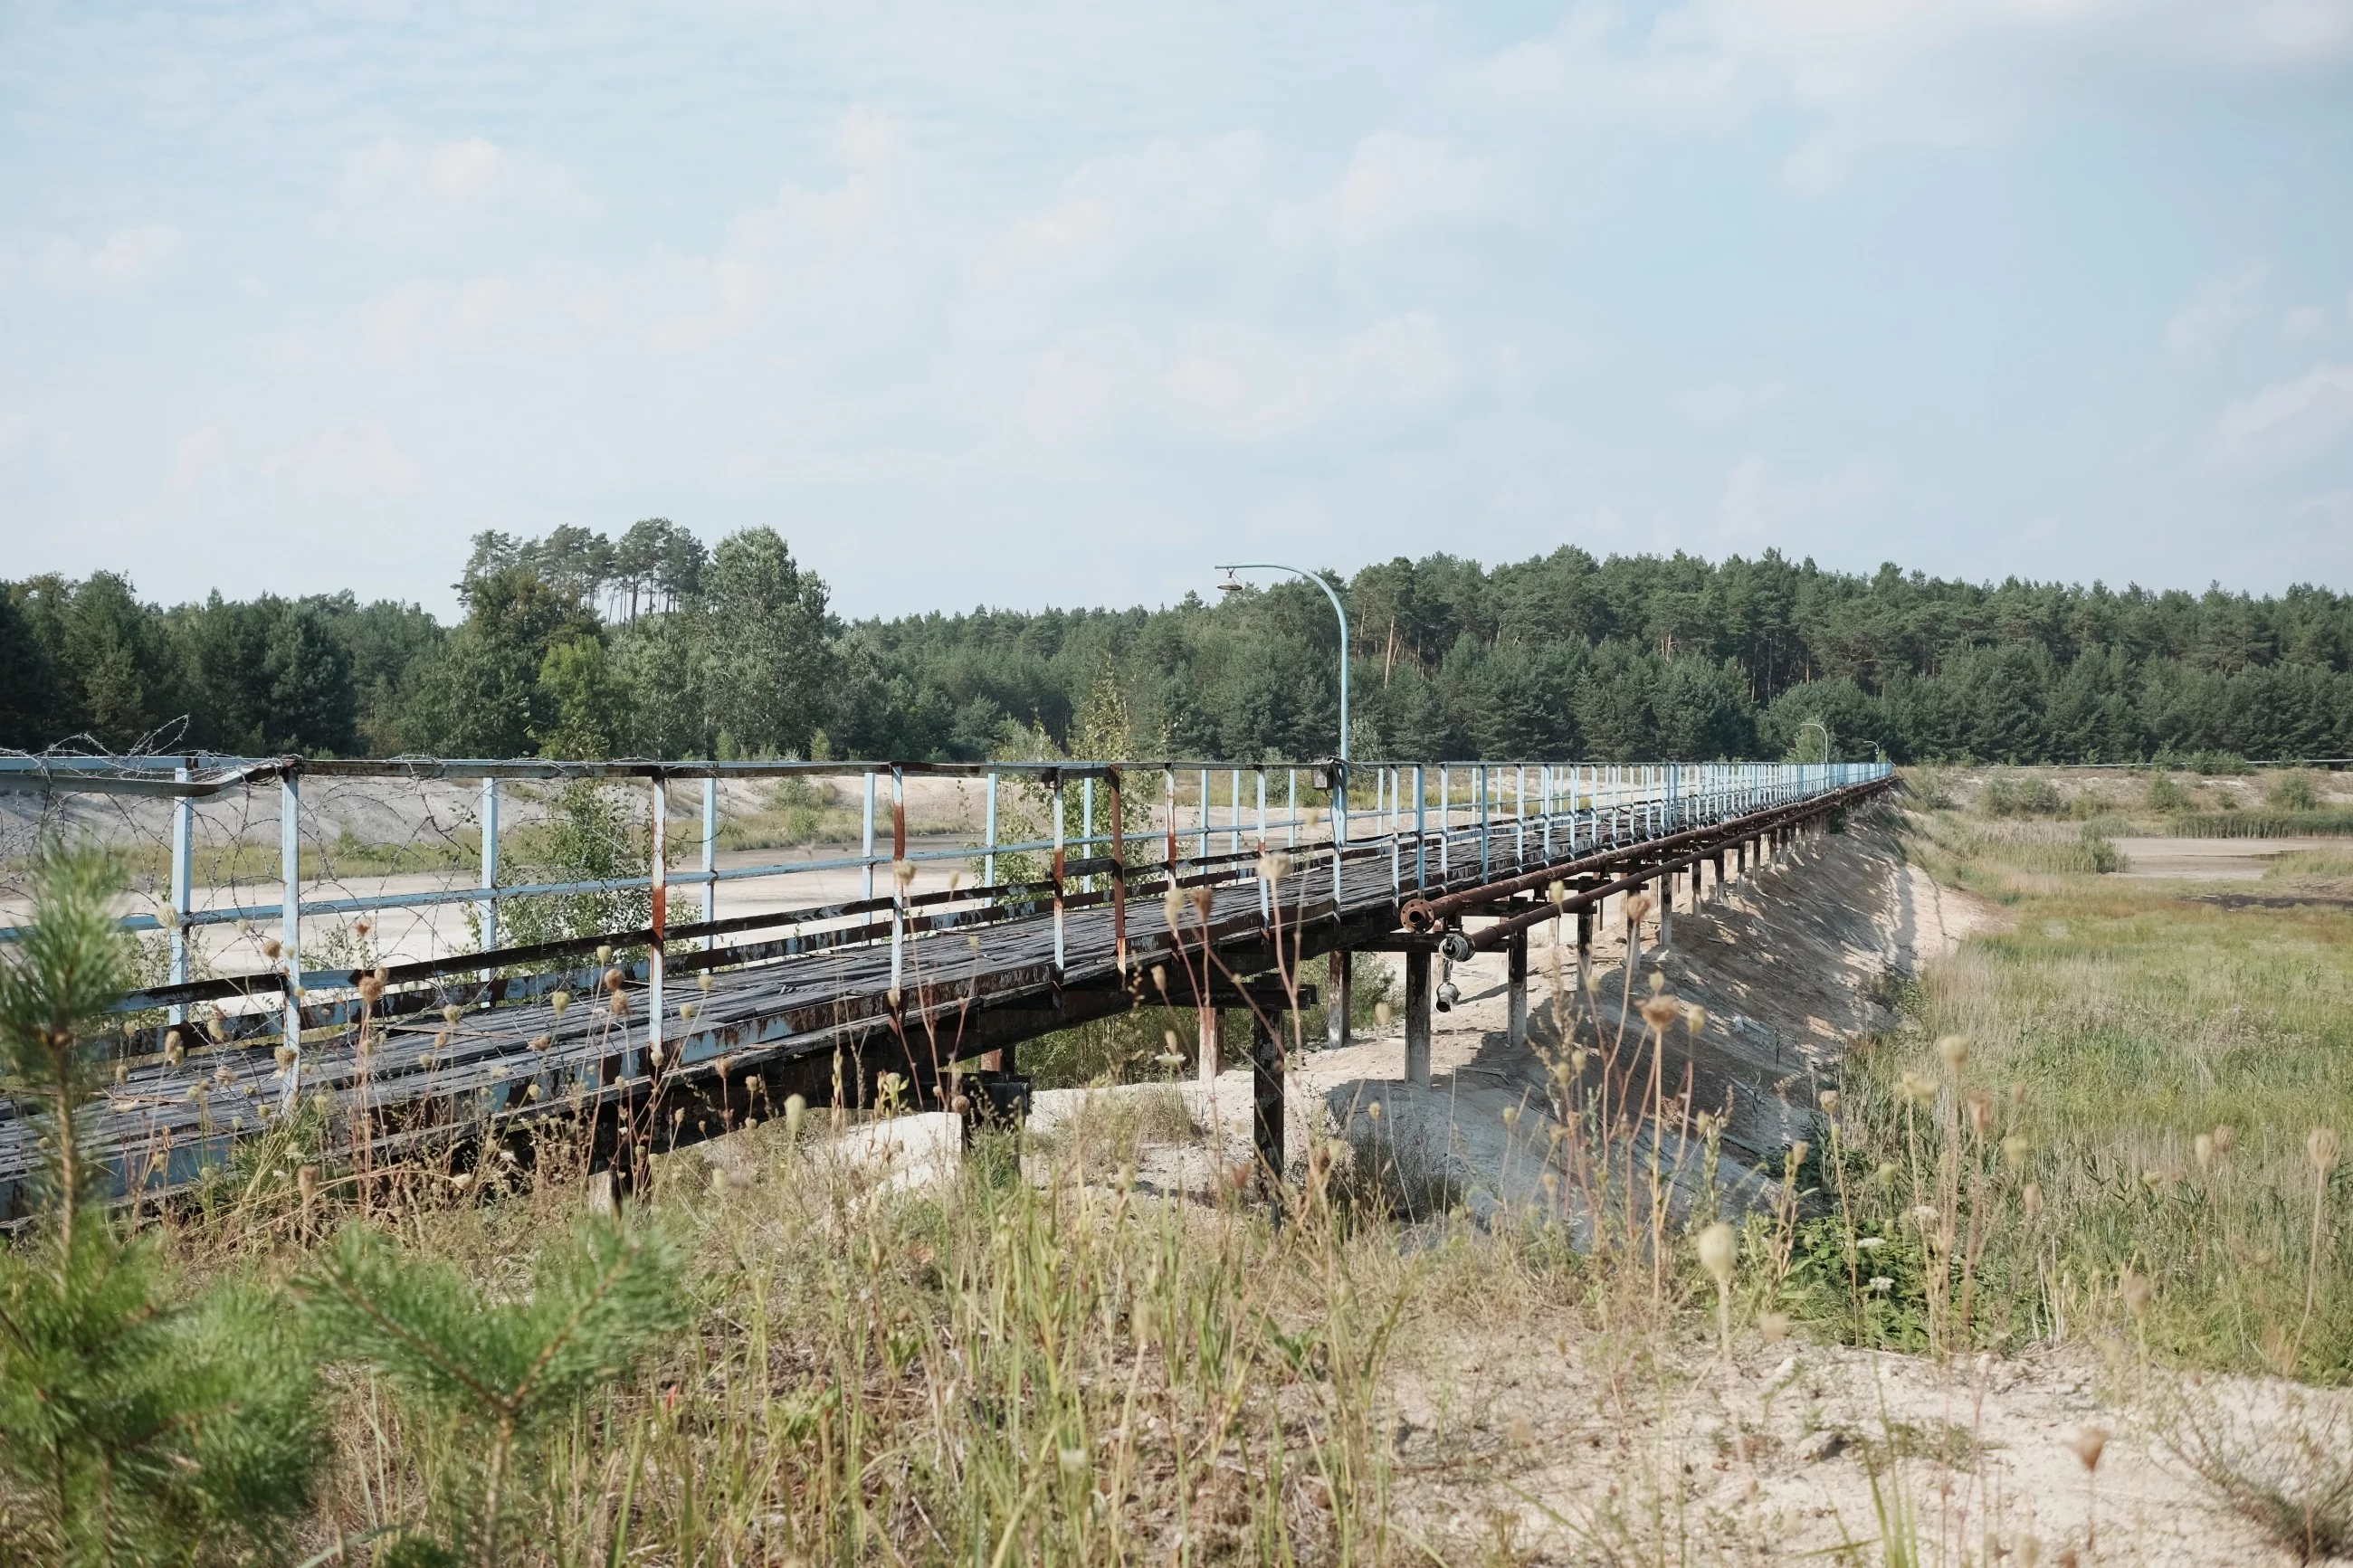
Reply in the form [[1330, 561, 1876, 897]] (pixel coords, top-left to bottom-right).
[[1796, 719, 1833, 766], [1215, 563, 1349, 765]]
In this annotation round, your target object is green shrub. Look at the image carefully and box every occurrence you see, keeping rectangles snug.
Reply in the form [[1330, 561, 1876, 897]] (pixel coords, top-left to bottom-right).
[[2268, 771, 2322, 812], [1981, 773, 2062, 818], [2148, 770, 2194, 812]]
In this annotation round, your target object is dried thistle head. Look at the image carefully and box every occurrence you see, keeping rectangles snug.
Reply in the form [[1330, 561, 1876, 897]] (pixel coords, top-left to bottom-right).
[[1817, 1088, 1842, 1116], [443, 1003, 463, 1025], [1963, 1088, 1996, 1137], [1190, 885, 1214, 921], [1696, 1221, 1737, 1287], [1637, 994, 1683, 1033], [1684, 1003, 1709, 1035], [596, 944, 614, 964], [357, 974, 386, 1007], [1259, 849, 1292, 882], [1547, 879, 1567, 908], [1935, 1035, 1970, 1075], [2212, 1123, 2235, 1157], [2193, 1132, 2215, 1174], [699, 972, 713, 993], [605, 966, 625, 993], [1647, 969, 1666, 994], [2068, 1427, 2109, 1473], [2309, 1126, 2342, 1175], [354, 918, 371, 938], [1162, 887, 1186, 927], [550, 990, 572, 1017], [1624, 892, 1654, 924], [262, 937, 283, 961], [529, 1032, 552, 1051], [892, 858, 916, 889]]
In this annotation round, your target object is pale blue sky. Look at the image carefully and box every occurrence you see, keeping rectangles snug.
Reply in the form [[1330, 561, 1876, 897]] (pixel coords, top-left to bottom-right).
[[5, 0, 2351, 620]]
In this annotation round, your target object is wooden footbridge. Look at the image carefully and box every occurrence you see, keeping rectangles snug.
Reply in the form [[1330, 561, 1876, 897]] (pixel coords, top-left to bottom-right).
[[0, 755, 1891, 1218]]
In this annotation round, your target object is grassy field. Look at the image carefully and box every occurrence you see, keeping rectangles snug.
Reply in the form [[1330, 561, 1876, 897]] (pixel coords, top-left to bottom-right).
[[1815, 785, 2353, 1382]]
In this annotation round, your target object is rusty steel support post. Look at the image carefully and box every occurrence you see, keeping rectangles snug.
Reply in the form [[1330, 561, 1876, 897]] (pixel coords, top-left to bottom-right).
[[1658, 872, 1673, 948], [1326, 950, 1352, 1050], [1048, 771, 1063, 980], [1404, 946, 1432, 1087], [1109, 767, 1127, 976], [1576, 907, 1593, 996], [478, 775, 499, 974], [1252, 1010, 1284, 1183], [169, 764, 192, 1026], [984, 768, 999, 888], [1507, 927, 1529, 1049], [649, 775, 666, 1075], [279, 768, 301, 1107], [700, 774, 719, 949]]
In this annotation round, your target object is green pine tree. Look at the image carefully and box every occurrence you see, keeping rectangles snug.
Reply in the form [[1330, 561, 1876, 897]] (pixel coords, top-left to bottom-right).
[[0, 848, 322, 1566], [297, 1215, 688, 1567]]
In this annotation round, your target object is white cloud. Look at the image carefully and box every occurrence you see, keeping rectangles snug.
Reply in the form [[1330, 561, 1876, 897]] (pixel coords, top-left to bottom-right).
[[2206, 363, 2353, 468], [646, 108, 931, 356], [1675, 378, 1790, 425], [259, 420, 423, 497], [1335, 133, 1495, 243], [1713, 453, 1881, 540], [36, 223, 185, 289], [1466, 1, 2353, 193], [2165, 264, 2267, 358], [171, 423, 231, 493], [2283, 303, 2336, 342], [323, 137, 599, 247]]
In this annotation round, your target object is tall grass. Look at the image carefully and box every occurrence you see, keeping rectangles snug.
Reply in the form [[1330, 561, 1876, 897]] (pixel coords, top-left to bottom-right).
[[2169, 809, 2353, 840], [1826, 827, 2353, 1381]]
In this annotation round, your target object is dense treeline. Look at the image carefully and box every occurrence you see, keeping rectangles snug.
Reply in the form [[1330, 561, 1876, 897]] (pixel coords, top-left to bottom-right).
[[5, 528, 2352, 764]]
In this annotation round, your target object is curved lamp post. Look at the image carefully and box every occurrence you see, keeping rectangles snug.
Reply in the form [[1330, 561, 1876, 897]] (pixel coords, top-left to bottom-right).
[[1215, 563, 1349, 764]]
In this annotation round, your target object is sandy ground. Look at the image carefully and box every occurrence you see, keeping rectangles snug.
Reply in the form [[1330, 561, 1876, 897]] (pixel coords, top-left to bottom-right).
[[1023, 812, 2329, 1564], [2111, 836, 2345, 880]]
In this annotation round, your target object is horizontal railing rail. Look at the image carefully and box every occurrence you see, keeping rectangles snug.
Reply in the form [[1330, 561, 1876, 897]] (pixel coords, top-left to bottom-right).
[[0, 751, 1890, 1106]]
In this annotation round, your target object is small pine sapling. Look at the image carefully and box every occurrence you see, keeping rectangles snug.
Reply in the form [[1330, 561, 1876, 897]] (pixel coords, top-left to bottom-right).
[[298, 1214, 689, 1566], [0, 847, 322, 1565]]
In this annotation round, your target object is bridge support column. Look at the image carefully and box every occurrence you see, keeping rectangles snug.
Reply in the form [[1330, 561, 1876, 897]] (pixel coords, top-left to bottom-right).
[[1198, 1005, 1223, 1083], [1252, 1012, 1284, 1181], [1326, 950, 1353, 1050], [1506, 928, 1529, 1049], [1658, 875, 1673, 948], [1711, 852, 1725, 901], [1576, 908, 1593, 996], [1403, 948, 1432, 1087]]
